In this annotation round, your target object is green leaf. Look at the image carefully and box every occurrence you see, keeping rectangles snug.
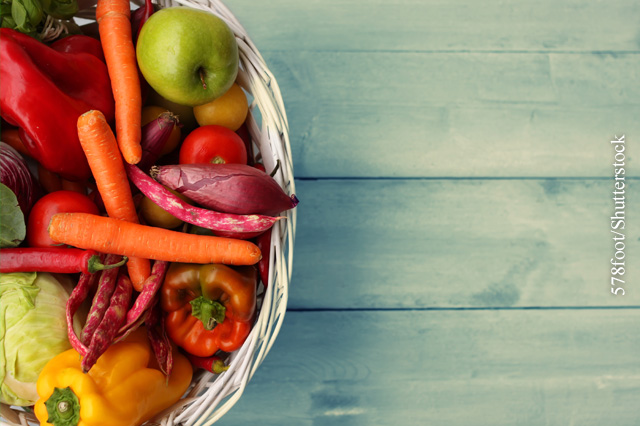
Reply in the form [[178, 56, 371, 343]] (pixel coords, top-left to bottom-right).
[[0, 183, 26, 248], [10, 0, 27, 29], [1, 2, 13, 18], [21, 0, 42, 26], [43, 0, 77, 20], [1, 16, 16, 28]]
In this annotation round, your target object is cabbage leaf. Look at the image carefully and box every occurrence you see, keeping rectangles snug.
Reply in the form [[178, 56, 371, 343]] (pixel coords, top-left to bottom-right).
[[0, 272, 79, 406]]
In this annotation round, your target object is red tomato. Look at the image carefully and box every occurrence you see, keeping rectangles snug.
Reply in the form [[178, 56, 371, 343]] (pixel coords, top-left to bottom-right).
[[27, 190, 100, 247], [179, 125, 247, 165]]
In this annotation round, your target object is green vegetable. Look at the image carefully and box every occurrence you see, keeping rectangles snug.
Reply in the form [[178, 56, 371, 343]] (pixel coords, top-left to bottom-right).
[[0, 272, 82, 406], [11, 0, 42, 33], [0, 183, 26, 248], [41, 0, 77, 20], [0, 0, 78, 38]]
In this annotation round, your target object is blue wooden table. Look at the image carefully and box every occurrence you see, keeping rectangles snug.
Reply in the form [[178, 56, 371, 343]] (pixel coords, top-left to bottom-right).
[[219, 1, 640, 424]]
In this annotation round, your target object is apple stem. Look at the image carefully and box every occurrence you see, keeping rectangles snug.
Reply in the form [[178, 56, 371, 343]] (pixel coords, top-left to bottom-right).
[[199, 68, 207, 90]]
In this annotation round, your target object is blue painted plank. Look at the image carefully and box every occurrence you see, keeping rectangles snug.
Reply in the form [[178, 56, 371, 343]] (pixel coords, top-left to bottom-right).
[[218, 310, 640, 425], [261, 51, 640, 178], [285, 104, 640, 178], [223, 0, 640, 52], [289, 179, 640, 309]]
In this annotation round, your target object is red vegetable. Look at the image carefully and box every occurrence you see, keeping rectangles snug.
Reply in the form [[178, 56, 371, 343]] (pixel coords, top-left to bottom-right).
[[256, 228, 272, 287], [127, 164, 281, 239], [1, 128, 30, 157], [119, 260, 169, 333], [186, 354, 229, 374], [27, 190, 100, 248], [131, 0, 155, 102], [178, 125, 247, 166], [131, 0, 154, 43], [138, 111, 180, 173], [0, 248, 126, 274], [80, 254, 126, 345], [152, 163, 299, 216], [0, 142, 40, 217], [0, 28, 115, 181], [236, 122, 254, 166], [66, 272, 100, 357], [82, 274, 134, 372], [50, 35, 106, 62], [145, 301, 173, 376]]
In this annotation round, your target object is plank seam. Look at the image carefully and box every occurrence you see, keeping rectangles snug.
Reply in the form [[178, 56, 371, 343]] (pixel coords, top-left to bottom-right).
[[288, 306, 640, 311], [295, 177, 640, 181], [262, 49, 640, 55]]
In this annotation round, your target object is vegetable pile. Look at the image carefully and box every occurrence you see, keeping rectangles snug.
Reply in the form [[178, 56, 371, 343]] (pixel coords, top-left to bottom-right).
[[0, 1, 297, 424]]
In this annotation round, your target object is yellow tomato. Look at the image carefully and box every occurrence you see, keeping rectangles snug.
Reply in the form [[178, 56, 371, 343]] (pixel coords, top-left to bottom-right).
[[141, 106, 182, 155], [140, 187, 191, 229], [193, 83, 249, 131]]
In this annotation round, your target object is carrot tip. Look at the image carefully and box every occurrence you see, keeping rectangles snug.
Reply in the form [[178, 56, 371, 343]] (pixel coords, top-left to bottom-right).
[[124, 155, 142, 165]]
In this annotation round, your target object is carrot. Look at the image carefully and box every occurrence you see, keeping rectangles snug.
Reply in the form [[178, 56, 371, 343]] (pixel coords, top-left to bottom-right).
[[95, 0, 142, 164], [77, 110, 150, 290], [49, 212, 263, 266]]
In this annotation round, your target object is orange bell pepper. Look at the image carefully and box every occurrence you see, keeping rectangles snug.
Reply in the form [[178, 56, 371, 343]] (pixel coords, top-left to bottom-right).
[[160, 263, 257, 357]]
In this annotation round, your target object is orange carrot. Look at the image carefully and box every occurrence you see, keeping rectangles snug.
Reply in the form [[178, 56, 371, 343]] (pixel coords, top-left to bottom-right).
[[77, 110, 150, 290], [49, 213, 262, 265], [96, 0, 142, 164]]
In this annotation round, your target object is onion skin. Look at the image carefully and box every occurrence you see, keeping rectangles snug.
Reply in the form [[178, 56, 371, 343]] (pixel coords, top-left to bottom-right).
[[138, 112, 179, 173], [127, 164, 280, 239], [152, 163, 299, 216], [0, 142, 40, 216]]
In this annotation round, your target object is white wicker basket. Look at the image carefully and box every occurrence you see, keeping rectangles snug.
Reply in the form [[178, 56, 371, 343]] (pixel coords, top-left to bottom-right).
[[1, 0, 296, 424]]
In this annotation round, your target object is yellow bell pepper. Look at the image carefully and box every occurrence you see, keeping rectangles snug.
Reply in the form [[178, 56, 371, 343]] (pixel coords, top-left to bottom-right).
[[34, 329, 192, 426]]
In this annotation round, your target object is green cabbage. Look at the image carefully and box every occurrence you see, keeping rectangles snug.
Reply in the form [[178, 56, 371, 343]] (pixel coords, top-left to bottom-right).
[[0, 272, 81, 406]]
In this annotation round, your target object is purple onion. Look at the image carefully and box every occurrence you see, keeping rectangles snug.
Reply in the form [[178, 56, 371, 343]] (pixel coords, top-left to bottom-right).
[[0, 142, 40, 216], [138, 112, 180, 173], [152, 163, 299, 216]]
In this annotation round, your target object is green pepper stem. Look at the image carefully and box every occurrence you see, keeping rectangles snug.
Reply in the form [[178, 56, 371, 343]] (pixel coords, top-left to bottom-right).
[[213, 359, 230, 374], [87, 255, 128, 274], [45, 387, 81, 426], [190, 296, 226, 330]]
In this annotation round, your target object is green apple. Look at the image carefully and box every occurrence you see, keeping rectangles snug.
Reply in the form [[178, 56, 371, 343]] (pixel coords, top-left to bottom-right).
[[136, 7, 239, 107]]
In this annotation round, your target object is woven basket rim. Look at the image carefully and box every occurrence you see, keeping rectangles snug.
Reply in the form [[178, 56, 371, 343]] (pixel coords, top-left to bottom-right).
[[2, 1, 295, 425]]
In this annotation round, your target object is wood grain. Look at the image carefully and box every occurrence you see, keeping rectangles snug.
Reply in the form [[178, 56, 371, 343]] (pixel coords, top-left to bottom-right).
[[219, 310, 640, 426], [289, 179, 640, 309], [286, 104, 640, 178], [260, 51, 640, 178], [224, 0, 640, 53]]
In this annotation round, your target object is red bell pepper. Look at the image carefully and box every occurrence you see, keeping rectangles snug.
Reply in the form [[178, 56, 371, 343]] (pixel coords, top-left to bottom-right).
[[50, 35, 106, 62], [161, 263, 257, 357], [0, 28, 115, 181]]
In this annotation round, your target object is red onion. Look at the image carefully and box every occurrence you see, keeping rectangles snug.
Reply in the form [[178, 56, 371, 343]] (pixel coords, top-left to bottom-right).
[[127, 163, 281, 239], [131, 0, 155, 44], [138, 112, 180, 173], [152, 163, 299, 216], [0, 142, 40, 216]]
